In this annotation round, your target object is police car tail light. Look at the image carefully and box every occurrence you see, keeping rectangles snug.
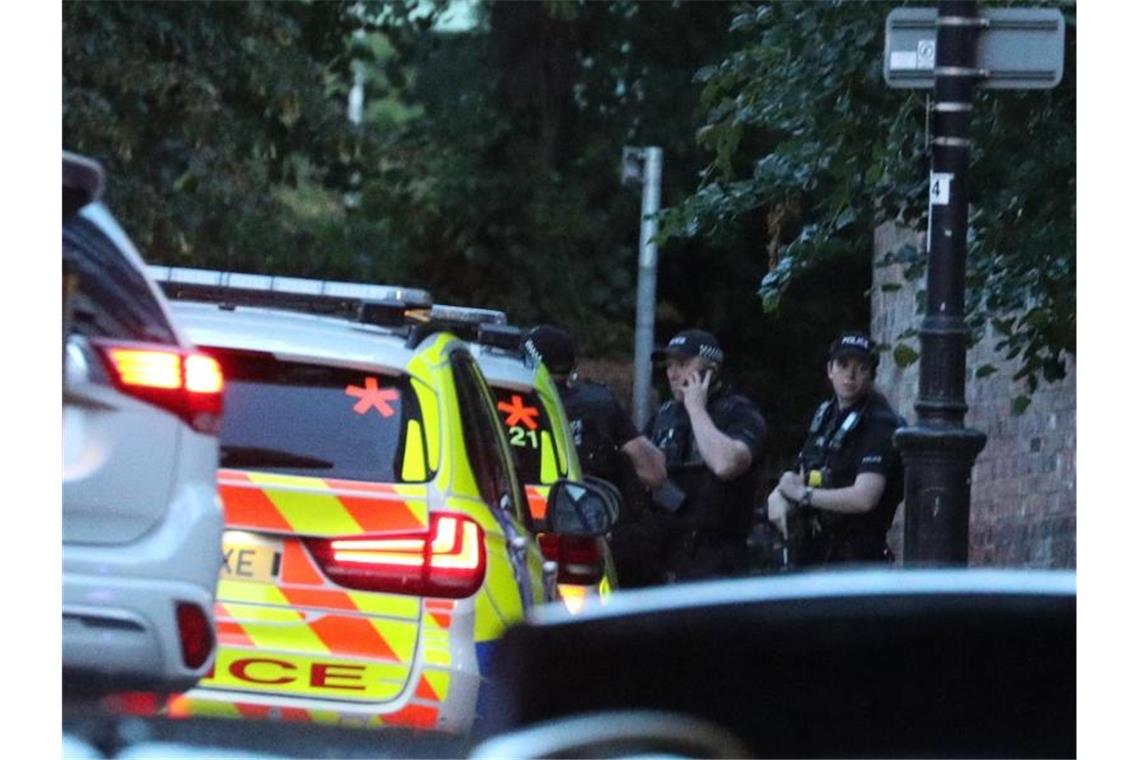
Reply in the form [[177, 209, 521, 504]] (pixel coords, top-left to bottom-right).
[[306, 513, 486, 599], [537, 534, 605, 586], [176, 602, 214, 670], [93, 340, 225, 434]]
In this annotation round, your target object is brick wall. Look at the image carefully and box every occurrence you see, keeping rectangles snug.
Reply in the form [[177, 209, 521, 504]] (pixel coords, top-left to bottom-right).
[[871, 224, 1076, 568]]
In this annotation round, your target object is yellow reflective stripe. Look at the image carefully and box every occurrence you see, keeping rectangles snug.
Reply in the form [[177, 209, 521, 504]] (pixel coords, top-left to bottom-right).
[[221, 602, 305, 624], [371, 617, 417, 662], [217, 579, 293, 606], [401, 419, 427, 482], [539, 430, 558, 484], [175, 697, 242, 719], [421, 629, 453, 667], [424, 670, 450, 701], [410, 377, 441, 473], [246, 473, 362, 535], [309, 710, 341, 725], [238, 617, 330, 654], [344, 591, 420, 619]]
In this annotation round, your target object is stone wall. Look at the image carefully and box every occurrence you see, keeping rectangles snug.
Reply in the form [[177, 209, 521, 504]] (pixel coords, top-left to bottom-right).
[[871, 225, 1076, 568]]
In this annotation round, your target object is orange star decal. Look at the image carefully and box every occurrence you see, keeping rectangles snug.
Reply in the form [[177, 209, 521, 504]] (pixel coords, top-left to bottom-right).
[[345, 376, 399, 418], [497, 394, 539, 430]]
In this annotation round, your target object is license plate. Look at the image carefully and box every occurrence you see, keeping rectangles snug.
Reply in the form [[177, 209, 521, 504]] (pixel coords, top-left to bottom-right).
[[221, 531, 283, 584]]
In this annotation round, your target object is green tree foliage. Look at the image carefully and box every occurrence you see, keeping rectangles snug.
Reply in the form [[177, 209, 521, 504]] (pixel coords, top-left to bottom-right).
[[63, 0, 440, 277], [661, 1, 1076, 394]]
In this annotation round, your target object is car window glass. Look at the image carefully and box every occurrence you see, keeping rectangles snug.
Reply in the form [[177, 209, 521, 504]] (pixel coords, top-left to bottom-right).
[[490, 387, 563, 485], [451, 352, 520, 516], [210, 348, 427, 483], [63, 214, 176, 344]]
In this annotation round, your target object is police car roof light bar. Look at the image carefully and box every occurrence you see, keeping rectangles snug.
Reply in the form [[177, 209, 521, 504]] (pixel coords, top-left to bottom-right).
[[429, 304, 508, 326], [477, 323, 524, 352], [148, 266, 433, 319]]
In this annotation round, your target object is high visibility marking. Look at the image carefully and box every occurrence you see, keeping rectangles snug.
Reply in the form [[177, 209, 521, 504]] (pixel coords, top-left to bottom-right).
[[402, 419, 427, 481], [240, 615, 330, 656], [497, 394, 539, 430], [335, 491, 426, 533], [219, 472, 293, 532], [309, 615, 398, 661], [215, 619, 256, 648], [345, 376, 399, 417], [383, 704, 439, 730], [423, 670, 451, 702], [279, 586, 358, 613], [279, 707, 311, 722], [415, 675, 440, 701], [539, 431, 558, 483], [281, 541, 325, 585], [250, 476, 362, 536], [235, 703, 273, 720], [221, 601, 305, 624], [346, 591, 420, 619], [525, 485, 549, 521], [410, 376, 441, 473]]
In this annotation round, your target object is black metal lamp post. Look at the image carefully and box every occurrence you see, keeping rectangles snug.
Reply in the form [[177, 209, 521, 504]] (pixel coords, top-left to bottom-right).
[[894, 0, 988, 564]]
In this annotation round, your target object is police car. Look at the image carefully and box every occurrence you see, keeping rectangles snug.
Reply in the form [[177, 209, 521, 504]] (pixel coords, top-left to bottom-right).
[[149, 268, 615, 733], [63, 154, 224, 694], [430, 305, 620, 612]]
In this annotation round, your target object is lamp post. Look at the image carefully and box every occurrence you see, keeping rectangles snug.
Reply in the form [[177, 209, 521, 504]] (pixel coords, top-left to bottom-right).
[[621, 146, 663, 429]]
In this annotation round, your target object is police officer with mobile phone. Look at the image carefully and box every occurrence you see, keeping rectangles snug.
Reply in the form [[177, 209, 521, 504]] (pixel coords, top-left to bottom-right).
[[646, 329, 767, 582]]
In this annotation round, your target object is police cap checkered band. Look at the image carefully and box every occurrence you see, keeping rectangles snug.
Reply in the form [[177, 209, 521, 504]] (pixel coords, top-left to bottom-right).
[[829, 331, 877, 366], [524, 324, 575, 375], [652, 329, 724, 363]]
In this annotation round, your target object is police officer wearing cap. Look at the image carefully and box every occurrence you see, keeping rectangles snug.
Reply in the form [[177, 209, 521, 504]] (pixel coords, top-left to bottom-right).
[[524, 325, 668, 587], [647, 329, 768, 581], [767, 331, 906, 565]]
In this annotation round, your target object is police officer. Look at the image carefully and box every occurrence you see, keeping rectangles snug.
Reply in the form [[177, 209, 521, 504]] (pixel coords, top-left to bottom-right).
[[767, 331, 906, 565], [524, 325, 668, 587], [647, 329, 767, 581]]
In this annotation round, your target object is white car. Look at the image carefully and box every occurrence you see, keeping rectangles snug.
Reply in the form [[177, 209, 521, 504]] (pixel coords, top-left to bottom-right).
[[62, 153, 225, 693]]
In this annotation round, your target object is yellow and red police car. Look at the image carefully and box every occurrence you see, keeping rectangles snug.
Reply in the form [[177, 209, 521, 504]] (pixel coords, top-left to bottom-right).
[[430, 306, 620, 613], [149, 268, 615, 733]]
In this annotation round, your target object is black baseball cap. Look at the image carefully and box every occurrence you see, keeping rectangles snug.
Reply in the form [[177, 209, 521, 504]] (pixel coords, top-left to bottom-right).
[[652, 329, 724, 364], [829, 331, 878, 366], [523, 325, 576, 375]]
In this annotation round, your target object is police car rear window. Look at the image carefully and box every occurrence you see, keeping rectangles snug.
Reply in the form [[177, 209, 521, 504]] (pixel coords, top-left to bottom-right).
[[211, 349, 427, 483], [491, 387, 562, 485]]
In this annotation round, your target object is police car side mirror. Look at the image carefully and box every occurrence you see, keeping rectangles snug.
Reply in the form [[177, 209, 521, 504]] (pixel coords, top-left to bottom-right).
[[547, 479, 618, 537]]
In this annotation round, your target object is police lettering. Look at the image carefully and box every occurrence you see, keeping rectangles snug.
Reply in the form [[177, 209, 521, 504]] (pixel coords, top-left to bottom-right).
[[224, 657, 368, 691], [230, 657, 296, 685]]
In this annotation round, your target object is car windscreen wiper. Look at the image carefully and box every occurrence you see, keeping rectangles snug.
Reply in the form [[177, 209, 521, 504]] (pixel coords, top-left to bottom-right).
[[220, 446, 335, 470]]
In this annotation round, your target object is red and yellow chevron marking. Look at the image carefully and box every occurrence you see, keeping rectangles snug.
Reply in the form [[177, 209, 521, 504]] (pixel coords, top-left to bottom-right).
[[424, 599, 455, 630], [218, 470, 428, 537], [525, 485, 549, 521]]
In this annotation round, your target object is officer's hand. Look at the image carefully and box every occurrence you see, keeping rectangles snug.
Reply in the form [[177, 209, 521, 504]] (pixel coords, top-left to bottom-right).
[[767, 484, 792, 538], [777, 470, 806, 503], [680, 369, 710, 414]]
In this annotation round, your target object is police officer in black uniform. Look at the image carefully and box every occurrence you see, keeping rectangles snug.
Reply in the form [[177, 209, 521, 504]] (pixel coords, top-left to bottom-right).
[[767, 331, 906, 565], [647, 329, 767, 582], [524, 325, 667, 587]]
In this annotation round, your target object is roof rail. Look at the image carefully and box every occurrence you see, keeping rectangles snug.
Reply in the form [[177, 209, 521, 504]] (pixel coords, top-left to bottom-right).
[[148, 266, 433, 321]]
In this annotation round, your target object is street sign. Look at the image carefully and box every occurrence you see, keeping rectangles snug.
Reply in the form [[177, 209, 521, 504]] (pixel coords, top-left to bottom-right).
[[883, 7, 1065, 89]]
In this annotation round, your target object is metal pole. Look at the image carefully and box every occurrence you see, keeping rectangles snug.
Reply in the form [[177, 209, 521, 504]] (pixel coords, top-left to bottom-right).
[[895, 0, 987, 565], [631, 147, 663, 430]]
